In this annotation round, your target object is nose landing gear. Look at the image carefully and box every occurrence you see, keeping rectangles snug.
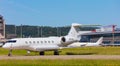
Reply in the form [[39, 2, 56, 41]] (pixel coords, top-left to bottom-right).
[[8, 49, 12, 56]]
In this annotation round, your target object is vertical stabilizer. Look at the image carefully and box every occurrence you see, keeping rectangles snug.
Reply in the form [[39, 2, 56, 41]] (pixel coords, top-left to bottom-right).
[[67, 23, 81, 38], [96, 37, 103, 44]]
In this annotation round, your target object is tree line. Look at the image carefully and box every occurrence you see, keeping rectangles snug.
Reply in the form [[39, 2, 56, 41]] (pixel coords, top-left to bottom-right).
[[5, 24, 98, 38]]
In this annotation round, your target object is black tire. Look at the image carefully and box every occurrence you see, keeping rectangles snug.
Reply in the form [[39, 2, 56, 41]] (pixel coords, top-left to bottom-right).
[[39, 51, 44, 55], [8, 50, 12, 56], [54, 50, 59, 55], [8, 53, 11, 56]]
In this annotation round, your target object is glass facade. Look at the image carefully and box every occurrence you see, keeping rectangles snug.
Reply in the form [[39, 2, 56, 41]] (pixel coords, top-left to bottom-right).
[[81, 31, 120, 46]]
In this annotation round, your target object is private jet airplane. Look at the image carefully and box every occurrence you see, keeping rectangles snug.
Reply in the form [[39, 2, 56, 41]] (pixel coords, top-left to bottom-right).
[[68, 37, 103, 47], [3, 23, 81, 56]]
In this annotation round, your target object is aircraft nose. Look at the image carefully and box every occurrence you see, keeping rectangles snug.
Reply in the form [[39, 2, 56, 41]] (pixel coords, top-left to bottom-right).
[[2, 44, 10, 49], [2, 45, 7, 48]]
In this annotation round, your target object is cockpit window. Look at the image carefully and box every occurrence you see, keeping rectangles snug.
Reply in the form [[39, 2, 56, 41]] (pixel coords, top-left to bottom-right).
[[6, 40, 17, 43]]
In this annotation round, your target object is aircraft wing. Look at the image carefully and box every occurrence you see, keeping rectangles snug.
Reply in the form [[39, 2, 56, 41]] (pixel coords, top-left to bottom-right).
[[80, 44, 87, 47], [28, 44, 60, 51]]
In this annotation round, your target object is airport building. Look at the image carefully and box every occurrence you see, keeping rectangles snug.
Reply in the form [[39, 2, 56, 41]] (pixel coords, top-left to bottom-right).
[[80, 25, 120, 46], [0, 15, 5, 38]]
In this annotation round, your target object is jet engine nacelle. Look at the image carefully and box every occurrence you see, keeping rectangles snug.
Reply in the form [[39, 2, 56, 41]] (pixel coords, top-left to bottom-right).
[[60, 36, 77, 47]]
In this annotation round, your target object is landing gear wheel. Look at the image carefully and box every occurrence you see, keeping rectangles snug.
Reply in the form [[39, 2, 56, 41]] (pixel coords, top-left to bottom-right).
[[8, 49, 12, 56], [8, 53, 11, 56], [26, 51, 31, 56], [39, 51, 44, 55], [54, 50, 59, 55]]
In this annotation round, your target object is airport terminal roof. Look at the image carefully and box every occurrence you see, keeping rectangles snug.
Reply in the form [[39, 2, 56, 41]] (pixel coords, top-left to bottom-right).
[[81, 31, 120, 36]]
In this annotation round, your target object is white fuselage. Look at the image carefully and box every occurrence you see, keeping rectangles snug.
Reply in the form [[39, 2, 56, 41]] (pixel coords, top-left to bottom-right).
[[68, 42, 100, 47], [3, 36, 77, 51], [68, 37, 103, 47]]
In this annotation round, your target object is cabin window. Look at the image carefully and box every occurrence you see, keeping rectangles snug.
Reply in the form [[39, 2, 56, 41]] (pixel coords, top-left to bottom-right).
[[45, 41, 47, 43], [52, 41, 54, 43], [37, 41, 39, 43], [48, 41, 50, 43], [33, 41, 35, 44], [25, 41, 28, 44], [41, 41, 43, 43], [29, 41, 32, 44]]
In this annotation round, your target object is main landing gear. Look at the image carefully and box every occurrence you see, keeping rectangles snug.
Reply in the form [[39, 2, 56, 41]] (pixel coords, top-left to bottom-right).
[[8, 49, 12, 56], [54, 50, 59, 55], [39, 51, 44, 55], [27, 50, 31, 55], [39, 50, 59, 55]]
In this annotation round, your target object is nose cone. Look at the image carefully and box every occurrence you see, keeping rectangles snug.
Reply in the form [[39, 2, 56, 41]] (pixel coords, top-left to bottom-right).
[[0, 43, 3, 47], [2, 45, 7, 48], [2, 44, 10, 49]]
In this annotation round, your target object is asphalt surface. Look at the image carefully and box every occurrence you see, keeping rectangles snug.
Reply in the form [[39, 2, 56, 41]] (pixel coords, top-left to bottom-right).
[[1, 55, 120, 60]]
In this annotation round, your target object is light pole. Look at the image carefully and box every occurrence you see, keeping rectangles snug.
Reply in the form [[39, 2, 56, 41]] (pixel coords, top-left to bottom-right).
[[37, 26, 39, 37], [20, 24, 23, 38], [40, 27, 42, 37], [15, 25, 17, 37], [112, 25, 116, 46], [14, 25, 16, 35], [57, 27, 59, 36]]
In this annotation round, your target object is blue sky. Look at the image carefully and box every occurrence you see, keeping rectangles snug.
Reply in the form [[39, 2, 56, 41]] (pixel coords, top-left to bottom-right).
[[0, 0, 120, 27]]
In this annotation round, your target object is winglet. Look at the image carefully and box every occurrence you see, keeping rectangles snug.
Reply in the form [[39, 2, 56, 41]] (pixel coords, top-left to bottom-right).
[[96, 37, 103, 45]]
